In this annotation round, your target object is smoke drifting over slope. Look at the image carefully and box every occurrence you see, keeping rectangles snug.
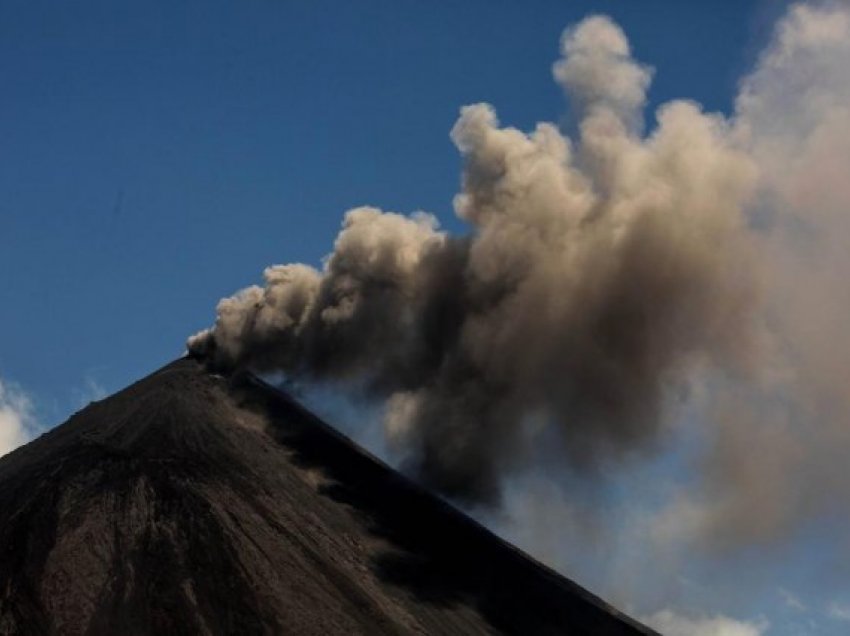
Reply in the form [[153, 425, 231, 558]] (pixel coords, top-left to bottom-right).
[[190, 15, 758, 502], [190, 1, 850, 553]]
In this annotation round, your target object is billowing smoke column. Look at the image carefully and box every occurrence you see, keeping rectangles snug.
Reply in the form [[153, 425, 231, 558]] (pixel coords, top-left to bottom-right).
[[190, 2, 850, 551], [189, 14, 758, 502]]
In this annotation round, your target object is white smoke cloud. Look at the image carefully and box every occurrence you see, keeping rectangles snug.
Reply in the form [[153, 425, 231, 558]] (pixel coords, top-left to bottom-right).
[[0, 378, 37, 458], [642, 609, 768, 636]]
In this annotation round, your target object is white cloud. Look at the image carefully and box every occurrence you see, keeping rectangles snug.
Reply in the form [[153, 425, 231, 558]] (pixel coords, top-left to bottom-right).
[[72, 376, 107, 409], [827, 602, 850, 622], [642, 609, 768, 636], [779, 588, 806, 612], [0, 379, 37, 457]]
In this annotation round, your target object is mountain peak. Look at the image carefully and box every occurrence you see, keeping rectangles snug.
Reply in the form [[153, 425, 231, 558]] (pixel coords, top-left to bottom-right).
[[0, 358, 655, 635]]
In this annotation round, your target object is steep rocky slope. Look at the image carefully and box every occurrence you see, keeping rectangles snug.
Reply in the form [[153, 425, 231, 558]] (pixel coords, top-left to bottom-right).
[[0, 358, 656, 635]]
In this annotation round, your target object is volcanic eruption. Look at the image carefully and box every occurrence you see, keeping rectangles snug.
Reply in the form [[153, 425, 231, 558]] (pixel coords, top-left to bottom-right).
[[4, 3, 850, 633]]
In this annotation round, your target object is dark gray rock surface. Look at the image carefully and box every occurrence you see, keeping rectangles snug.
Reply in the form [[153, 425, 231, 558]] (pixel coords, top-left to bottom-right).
[[0, 358, 657, 635]]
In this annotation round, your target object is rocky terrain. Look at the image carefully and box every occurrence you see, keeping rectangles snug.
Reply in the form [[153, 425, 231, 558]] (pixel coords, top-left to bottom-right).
[[0, 358, 655, 635]]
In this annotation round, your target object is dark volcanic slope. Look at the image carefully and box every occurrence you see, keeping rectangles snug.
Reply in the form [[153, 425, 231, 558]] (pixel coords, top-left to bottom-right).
[[0, 358, 656, 636]]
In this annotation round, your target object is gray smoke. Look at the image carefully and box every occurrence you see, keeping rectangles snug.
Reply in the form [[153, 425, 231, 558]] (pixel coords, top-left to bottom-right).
[[189, 14, 761, 504], [651, 1, 850, 553]]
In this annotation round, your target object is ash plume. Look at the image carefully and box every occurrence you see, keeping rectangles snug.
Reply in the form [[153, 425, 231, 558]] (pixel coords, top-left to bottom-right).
[[190, 15, 759, 503], [657, 1, 850, 552], [190, 0, 850, 561]]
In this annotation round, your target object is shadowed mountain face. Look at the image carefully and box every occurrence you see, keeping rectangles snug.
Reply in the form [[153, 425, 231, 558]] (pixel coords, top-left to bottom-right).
[[0, 358, 656, 635]]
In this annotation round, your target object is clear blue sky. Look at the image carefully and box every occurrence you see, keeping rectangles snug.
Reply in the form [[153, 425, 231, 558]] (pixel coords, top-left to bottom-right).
[[8, 1, 847, 634]]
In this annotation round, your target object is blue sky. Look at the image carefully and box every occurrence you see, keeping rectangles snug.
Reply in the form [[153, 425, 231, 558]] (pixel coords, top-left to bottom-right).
[[0, 0, 787, 408], [3, 1, 849, 634]]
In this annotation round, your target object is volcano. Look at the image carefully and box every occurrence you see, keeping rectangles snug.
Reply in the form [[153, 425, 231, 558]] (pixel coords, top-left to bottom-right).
[[0, 358, 655, 635]]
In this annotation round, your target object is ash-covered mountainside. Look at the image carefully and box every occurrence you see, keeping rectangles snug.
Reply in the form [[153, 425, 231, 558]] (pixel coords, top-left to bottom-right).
[[0, 358, 656, 635]]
